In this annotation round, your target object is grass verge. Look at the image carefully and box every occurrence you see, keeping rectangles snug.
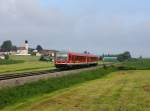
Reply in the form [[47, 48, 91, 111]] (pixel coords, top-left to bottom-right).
[[16, 70, 149, 111], [0, 67, 117, 109]]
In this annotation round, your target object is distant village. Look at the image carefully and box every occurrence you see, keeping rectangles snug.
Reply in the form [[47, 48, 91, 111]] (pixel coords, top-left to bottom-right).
[[0, 40, 132, 62], [0, 40, 59, 61]]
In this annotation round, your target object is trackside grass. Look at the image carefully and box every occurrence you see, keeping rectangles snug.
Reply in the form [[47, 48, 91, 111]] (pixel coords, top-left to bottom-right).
[[2, 70, 150, 111], [0, 67, 117, 109]]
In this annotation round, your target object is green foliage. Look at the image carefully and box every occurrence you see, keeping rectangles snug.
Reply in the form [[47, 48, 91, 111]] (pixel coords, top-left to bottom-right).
[[4, 55, 9, 60], [11, 45, 17, 51], [39, 55, 52, 62], [36, 45, 43, 52], [117, 66, 137, 70], [28, 48, 35, 55], [117, 51, 131, 62], [1, 40, 13, 52], [0, 59, 24, 65], [0, 68, 117, 109]]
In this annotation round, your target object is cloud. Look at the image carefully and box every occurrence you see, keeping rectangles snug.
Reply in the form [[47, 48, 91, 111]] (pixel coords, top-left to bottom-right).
[[0, 0, 149, 57], [0, 0, 70, 43]]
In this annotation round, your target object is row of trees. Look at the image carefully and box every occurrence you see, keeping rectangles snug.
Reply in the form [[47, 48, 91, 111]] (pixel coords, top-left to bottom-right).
[[0, 40, 17, 52], [102, 51, 132, 62], [117, 51, 132, 62], [0, 40, 43, 52]]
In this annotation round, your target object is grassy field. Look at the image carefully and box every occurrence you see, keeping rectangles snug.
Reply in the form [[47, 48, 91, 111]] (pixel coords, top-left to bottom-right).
[[123, 58, 150, 70], [0, 59, 24, 65], [0, 58, 150, 111], [0, 68, 116, 109], [0, 55, 54, 74], [1, 70, 150, 111]]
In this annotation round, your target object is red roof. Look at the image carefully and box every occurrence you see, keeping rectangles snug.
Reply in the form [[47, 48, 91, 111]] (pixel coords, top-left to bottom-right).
[[18, 47, 26, 50]]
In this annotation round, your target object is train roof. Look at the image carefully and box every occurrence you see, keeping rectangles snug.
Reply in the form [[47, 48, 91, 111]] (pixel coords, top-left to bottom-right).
[[56, 51, 98, 57], [68, 52, 98, 57]]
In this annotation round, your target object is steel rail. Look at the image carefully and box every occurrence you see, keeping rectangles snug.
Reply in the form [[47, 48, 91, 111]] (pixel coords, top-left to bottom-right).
[[0, 69, 61, 81]]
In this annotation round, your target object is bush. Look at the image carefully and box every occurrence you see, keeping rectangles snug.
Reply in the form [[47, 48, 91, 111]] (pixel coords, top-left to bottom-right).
[[4, 55, 9, 60], [39, 56, 52, 62], [117, 66, 136, 70], [117, 51, 132, 62]]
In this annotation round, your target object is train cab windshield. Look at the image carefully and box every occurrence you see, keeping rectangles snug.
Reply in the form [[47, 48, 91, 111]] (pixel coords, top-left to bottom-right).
[[56, 52, 68, 61]]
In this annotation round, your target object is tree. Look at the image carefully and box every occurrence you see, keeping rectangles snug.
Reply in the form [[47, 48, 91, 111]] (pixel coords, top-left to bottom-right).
[[84, 51, 90, 54], [84, 51, 88, 54], [5, 54, 9, 60], [117, 51, 132, 62], [11, 45, 17, 51], [123, 51, 131, 60], [28, 48, 35, 55], [36, 45, 43, 52], [1, 40, 13, 52]]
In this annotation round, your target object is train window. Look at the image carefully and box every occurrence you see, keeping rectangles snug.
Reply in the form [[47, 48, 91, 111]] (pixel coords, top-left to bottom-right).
[[56, 52, 68, 60], [91, 57, 98, 61], [75, 56, 86, 61], [88, 57, 97, 61], [69, 55, 71, 60]]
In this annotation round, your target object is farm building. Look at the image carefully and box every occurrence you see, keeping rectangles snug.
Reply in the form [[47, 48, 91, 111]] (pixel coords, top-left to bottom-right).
[[103, 56, 118, 62]]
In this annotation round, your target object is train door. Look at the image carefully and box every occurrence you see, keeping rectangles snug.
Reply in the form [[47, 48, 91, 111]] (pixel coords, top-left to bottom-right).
[[72, 55, 75, 63]]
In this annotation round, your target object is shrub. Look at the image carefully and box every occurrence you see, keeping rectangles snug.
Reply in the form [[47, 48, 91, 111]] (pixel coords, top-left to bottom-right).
[[117, 66, 136, 70], [39, 55, 52, 62], [4, 54, 9, 60]]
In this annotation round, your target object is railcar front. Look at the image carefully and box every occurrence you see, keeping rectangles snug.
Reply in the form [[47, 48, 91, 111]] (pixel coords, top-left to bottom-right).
[[55, 52, 69, 68], [55, 52, 99, 69]]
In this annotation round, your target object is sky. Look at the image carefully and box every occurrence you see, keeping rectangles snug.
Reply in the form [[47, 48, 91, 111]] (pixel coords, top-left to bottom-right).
[[0, 0, 150, 57]]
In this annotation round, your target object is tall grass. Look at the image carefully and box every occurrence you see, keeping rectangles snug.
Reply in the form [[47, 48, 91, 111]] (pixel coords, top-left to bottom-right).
[[0, 67, 117, 109]]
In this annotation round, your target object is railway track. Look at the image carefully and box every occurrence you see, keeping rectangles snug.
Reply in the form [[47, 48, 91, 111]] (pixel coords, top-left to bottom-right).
[[0, 63, 116, 81], [0, 69, 61, 81]]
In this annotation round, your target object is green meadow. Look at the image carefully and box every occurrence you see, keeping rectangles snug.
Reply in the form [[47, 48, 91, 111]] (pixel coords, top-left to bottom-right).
[[0, 59, 150, 111], [123, 58, 150, 70], [0, 68, 116, 109], [0, 55, 54, 74], [0, 69, 150, 111]]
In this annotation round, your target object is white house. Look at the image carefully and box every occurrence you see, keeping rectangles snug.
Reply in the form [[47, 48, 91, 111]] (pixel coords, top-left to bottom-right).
[[16, 41, 30, 56], [0, 52, 5, 59]]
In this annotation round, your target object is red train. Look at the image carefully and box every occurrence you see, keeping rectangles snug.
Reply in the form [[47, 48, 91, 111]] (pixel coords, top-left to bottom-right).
[[55, 52, 99, 68]]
